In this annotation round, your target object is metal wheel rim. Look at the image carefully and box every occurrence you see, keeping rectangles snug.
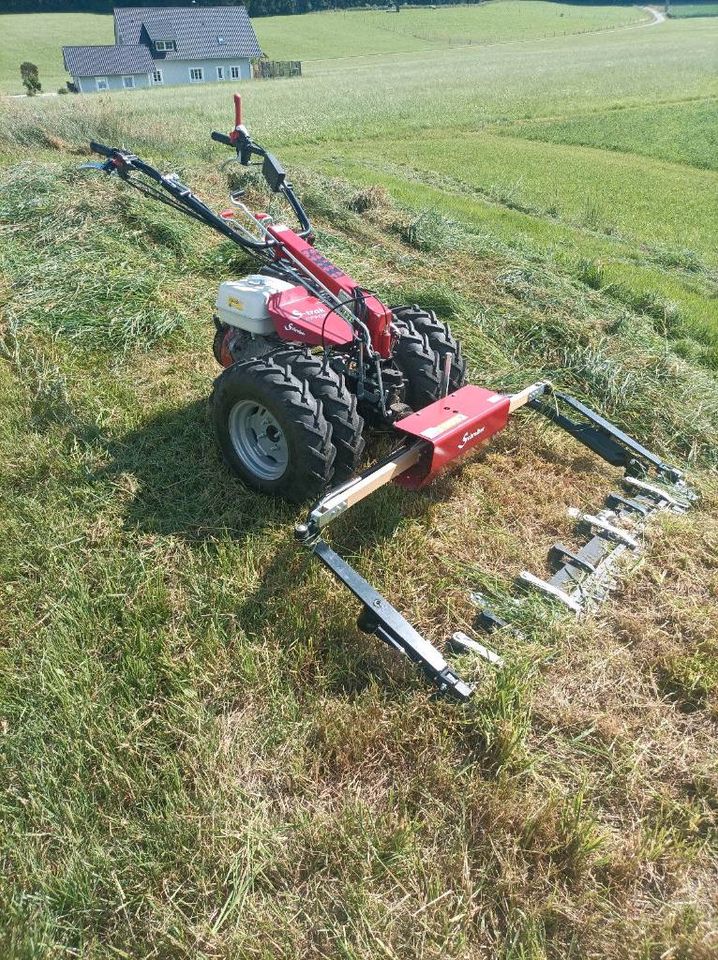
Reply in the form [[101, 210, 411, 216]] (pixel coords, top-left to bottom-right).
[[228, 400, 289, 481]]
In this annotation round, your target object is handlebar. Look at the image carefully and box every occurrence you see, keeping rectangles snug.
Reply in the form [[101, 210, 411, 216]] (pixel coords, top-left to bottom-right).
[[87, 106, 313, 250], [89, 140, 115, 158], [209, 123, 312, 238]]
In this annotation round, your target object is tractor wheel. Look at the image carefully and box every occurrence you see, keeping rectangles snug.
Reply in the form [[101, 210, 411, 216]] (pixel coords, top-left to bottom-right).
[[213, 325, 233, 368], [392, 319, 442, 411], [271, 347, 365, 484], [211, 356, 335, 502], [392, 305, 466, 393]]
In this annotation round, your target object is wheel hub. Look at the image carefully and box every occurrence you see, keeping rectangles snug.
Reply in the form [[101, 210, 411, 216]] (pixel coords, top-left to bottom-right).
[[228, 400, 289, 481]]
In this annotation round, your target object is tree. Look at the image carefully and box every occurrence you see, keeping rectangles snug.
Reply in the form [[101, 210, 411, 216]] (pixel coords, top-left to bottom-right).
[[20, 62, 42, 96]]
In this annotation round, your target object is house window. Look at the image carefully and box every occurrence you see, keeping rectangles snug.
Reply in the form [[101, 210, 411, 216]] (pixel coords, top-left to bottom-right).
[[95, 76, 109, 91], [216, 66, 225, 80], [189, 67, 204, 82], [154, 40, 175, 52], [151, 69, 163, 84], [230, 65, 241, 80], [122, 75, 135, 89]]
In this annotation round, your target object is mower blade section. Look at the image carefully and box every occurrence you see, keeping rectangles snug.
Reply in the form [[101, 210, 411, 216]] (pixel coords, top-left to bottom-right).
[[311, 538, 474, 702], [520, 473, 695, 617], [567, 507, 640, 548], [518, 571, 584, 614], [623, 475, 694, 510]]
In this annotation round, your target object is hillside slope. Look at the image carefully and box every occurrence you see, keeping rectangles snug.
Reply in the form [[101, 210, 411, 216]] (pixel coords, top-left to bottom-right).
[[1, 7, 717, 957], [1, 152, 717, 959]]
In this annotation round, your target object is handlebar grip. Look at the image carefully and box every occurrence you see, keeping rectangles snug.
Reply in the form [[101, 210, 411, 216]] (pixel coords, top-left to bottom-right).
[[89, 141, 116, 158], [211, 131, 234, 146]]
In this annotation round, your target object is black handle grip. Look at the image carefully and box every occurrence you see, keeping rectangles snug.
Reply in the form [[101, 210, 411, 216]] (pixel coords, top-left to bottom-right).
[[89, 140, 115, 158], [211, 131, 233, 147]]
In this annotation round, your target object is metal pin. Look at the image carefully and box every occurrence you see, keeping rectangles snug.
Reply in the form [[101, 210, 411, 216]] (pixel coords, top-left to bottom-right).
[[441, 351, 453, 397], [567, 508, 640, 548], [518, 571, 583, 614], [450, 632, 505, 667]]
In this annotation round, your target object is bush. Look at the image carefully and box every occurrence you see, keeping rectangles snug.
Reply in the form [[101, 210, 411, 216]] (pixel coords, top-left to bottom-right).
[[20, 61, 41, 96]]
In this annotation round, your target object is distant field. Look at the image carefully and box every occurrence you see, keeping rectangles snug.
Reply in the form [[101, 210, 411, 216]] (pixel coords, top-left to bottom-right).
[[255, 1, 648, 61], [669, 2, 718, 16], [0, 1, 649, 95], [333, 131, 718, 256], [503, 100, 718, 171]]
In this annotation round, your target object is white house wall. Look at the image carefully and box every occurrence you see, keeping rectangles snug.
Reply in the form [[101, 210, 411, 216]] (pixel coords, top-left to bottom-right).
[[75, 57, 252, 93], [76, 74, 150, 93], [151, 58, 252, 86]]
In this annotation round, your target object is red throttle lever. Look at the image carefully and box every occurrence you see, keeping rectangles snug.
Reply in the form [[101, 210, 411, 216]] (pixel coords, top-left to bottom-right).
[[229, 93, 243, 144]]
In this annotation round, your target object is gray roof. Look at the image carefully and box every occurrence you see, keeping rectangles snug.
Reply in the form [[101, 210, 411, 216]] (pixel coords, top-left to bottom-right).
[[114, 6, 262, 61], [143, 18, 176, 41], [63, 43, 155, 77]]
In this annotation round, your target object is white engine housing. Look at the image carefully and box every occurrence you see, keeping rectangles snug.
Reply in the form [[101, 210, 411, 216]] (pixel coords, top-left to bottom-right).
[[215, 274, 295, 335]]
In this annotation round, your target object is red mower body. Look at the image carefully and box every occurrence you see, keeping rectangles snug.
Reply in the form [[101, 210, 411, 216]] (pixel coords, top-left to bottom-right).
[[268, 286, 354, 348], [393, 385, 510, 488], [267, 223, 394, 358]]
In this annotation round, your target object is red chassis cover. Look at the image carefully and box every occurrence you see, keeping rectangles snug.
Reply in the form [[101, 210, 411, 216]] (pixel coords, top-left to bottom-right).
[[393, 385, 510, 488], [268, 286, 354, 348], [267, 223, 394, 358]]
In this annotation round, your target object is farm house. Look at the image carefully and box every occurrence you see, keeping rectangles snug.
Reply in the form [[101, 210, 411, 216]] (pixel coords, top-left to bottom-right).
[[62, 5, 262, 93]]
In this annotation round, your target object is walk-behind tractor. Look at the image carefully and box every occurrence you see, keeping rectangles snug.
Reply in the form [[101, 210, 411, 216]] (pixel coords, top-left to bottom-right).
[[87, 95, 695, 701]]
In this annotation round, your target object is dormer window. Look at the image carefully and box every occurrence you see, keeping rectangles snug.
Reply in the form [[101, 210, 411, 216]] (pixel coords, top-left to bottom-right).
[[154, 40, 175, 52]]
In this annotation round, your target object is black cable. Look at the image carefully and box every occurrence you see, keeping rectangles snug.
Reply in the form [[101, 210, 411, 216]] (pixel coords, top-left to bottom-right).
[[318, 286, 378, 352], [120, 176, 212, 226]]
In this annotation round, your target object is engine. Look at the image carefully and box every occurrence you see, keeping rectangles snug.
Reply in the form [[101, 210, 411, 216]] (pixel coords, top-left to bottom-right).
[[215, 275, 295, 334], [213, 274, 292, 366], [213, 273, 356, 367]]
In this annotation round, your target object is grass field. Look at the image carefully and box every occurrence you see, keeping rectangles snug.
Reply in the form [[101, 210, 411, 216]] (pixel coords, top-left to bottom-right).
[[0, 12, 114, 95], [2, 4, 718, 958], [0, 1, 649, 95], [255, 1, 648, 60]]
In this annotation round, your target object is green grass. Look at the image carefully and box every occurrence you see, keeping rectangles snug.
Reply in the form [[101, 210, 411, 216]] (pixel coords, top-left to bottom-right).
[[255, 1, 648, 61], [0, 12, 114, 95], [329, 130, 718, 258], [0, 2, 650, 96], [2, 5, 718, 957], [504, 99, 718, 171], [669, 2, 718, 16]]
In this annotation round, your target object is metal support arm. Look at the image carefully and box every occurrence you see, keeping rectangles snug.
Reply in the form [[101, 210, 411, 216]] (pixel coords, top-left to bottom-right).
[[530, 390, 684, 484], [309, 539, 474, 702]]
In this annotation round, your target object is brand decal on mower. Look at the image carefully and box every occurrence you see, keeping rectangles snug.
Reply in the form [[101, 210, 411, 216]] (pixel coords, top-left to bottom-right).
[[228, 296, 244, 311], [291, 307, 325, 318], [284, 322, 308, 337], [457, 426, 486, 449]]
